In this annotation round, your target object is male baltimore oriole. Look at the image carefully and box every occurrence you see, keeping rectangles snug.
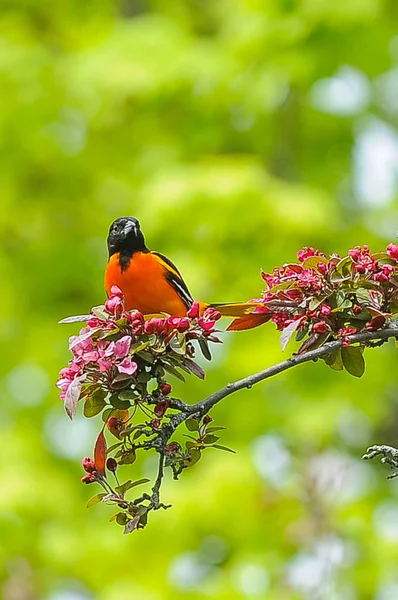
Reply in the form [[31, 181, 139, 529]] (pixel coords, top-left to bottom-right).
[[104, 216, 262, 327]]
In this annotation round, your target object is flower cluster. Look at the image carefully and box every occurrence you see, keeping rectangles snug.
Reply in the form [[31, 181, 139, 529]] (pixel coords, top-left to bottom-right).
[[230, 244, 398, 375], [57, 286, 221, 419]]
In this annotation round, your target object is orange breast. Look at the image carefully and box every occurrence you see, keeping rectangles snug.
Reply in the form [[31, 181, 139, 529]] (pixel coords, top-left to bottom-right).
[[105, 252, 188, 316]]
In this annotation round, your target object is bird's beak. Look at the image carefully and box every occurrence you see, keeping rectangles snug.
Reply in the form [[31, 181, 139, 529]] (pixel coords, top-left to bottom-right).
[[123, 222, 137, 237]]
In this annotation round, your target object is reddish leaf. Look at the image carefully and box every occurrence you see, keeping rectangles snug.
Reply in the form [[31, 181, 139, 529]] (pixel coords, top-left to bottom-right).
[[94, 431, 107, 477], [226, 313, 271, 331]]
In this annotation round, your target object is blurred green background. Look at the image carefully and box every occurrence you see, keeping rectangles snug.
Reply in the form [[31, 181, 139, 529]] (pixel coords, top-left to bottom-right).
[[1, 0, 398, 598]]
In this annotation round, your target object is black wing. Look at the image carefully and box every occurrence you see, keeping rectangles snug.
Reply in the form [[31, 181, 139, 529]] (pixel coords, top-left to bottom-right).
[[151, 251, 193, 309]]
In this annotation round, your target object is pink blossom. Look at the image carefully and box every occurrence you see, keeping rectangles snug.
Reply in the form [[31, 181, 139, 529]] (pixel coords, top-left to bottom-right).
[[297, 247, 325, 263], [198, 317, 216, 332], [114, 335, 132, 358], [203, 308, 221, 322], [349, 245, 377, 274], [117, 358, 138, 375], [104, 295, 123, 316], [372, 263, 395, 282], [387, 243, 398, 261], [105, 335, 132, 359], [145, 318, 168, 335], [167, 316, 190, 332], [98, 358, 113, 372]]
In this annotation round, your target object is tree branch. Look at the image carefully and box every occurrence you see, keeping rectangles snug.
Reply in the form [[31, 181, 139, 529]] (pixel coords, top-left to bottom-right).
[[188, 324, 398, 417]]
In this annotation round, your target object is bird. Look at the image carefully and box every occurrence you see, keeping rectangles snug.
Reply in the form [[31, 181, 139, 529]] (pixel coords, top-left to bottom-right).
[[104, 216, 261, 324]]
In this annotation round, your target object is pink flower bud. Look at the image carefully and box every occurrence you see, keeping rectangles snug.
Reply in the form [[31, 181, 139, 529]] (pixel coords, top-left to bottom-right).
[[372, 272, 389, 282], [198, 317, 216, 331], [349, 247, 361, 262], [203, 308, 222, 322], [187, 301, 200, 319], [165, 442, 180, 454], [313, 321, 329, 334], [82, 457, 96, 473], [319, 304, 332, 316], [159, 382, 172, 395], [154, 400, 170, 417], [106, 457, 118, 472], [81, 474, 96, 484], [110, 285, 124, 297], [387, 243, 398, 261], [354, 264, 366, 274], [151, 418, 161, 429], [366, 316, 386, 331], [353, 304, 363, 315]]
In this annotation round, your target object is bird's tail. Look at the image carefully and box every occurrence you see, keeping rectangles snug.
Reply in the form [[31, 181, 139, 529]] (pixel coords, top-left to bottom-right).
[[199, 300, 269, 331], [208, 301, 263, 318]]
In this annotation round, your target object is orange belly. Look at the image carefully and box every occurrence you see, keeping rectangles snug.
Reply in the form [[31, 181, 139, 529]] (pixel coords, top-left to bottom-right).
[[105, 252, 188, 316]]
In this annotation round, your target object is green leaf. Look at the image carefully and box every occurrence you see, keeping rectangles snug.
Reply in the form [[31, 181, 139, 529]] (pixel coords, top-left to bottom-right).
[[187, 449, 201, 466], [115, 480, 133, 496], [203, 434, 220, 444], [185, 418, 200, 432], [199, 338, 212, 361], [118, 390, 137, 401], [116, 512, 128, 525], [83, 390, 107, 418], [185, 441, 197, 450], [206, 426, 227, 433], [302, 256, 329, 269], [212, 444, 236, 453], [295, 324, 309, 342], [324, 349, 343, 371], [86, 493, 106, 508], [107, 442, 123, 454], [115, 478, 150, 497], [334, 256, 352, 276], [102, 407, 115, 423], [128, 477, 150, 489], [341, 346, 365, 378], [309, 297, 325, 311], [162, 361, 186, 382], [169, 334, 186, 355], [109, 394, 131, 410], [331, 299, 352, 312], [130, 341, 150, 354], [91, 305, 109, 320], [119, 451, 136, 465]]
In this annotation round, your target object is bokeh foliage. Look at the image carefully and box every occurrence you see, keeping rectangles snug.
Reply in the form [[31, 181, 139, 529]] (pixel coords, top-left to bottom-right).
[[1, 0, 398, 598]]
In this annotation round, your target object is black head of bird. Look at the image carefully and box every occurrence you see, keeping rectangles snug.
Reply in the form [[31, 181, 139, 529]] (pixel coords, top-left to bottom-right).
[[107, 217, 148, 257]]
